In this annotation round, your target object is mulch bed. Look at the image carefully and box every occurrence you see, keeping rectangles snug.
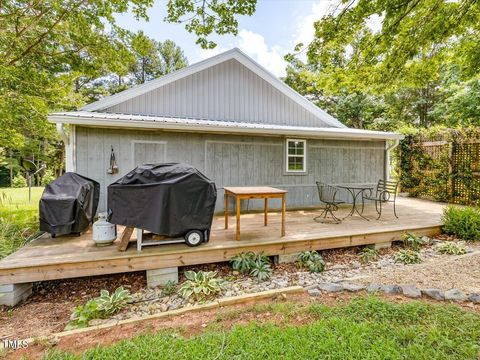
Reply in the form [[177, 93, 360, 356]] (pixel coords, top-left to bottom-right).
[[0, 272, 146, 339]]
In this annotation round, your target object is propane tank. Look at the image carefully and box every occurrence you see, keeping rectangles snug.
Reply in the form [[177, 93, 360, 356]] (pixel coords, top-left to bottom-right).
[[92, 212, 116, 246]]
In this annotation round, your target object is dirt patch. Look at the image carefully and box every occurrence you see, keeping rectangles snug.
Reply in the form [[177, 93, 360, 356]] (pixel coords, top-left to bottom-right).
[[0, 272, 146, 339]]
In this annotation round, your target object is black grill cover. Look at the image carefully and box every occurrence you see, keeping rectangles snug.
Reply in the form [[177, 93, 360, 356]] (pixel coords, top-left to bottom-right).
[[39, 172, 100, 235], [107, 163, 217, 236]]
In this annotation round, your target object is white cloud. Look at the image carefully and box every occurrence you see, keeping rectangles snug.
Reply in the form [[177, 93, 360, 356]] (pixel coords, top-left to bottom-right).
[[236, 29, 287, 77], [197, 45, 229, 60], [293, 1, 384, 59], [294, 0, 337, 49], [196, 29, 288, 77]]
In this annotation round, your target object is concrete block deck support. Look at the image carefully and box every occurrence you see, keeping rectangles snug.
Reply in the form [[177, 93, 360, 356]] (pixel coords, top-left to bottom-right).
[[0, 283, 32, 307], [371, 241, 393, 250], [275, 253, 301, 264], [146, 267, 179, 288]]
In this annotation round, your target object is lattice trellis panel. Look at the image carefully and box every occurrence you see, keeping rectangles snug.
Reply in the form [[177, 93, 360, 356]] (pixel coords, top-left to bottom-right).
[[451, 142, 480, 205], [412, 142, 449, 201]]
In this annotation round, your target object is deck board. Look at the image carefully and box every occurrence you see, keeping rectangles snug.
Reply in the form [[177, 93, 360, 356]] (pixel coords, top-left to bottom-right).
[[0, 198, 445, 284]]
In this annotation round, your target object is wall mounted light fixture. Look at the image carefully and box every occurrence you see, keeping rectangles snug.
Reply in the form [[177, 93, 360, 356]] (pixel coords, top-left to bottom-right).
[[107, 146, 119, 174]]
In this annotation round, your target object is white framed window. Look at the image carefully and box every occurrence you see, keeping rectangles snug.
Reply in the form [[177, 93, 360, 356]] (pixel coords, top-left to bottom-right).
[[286, 139, 307, 173]]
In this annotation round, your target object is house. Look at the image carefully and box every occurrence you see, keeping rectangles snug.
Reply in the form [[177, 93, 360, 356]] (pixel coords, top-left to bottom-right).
[[48, 48, 404, 212]]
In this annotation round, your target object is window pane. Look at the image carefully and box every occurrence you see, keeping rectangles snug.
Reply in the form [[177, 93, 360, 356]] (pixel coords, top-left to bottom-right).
[[288, 141, 304, 155], [288, 156, 305, 171]]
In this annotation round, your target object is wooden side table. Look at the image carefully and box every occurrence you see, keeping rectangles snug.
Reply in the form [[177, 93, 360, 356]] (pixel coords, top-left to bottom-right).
[[224, 186, 287, 241]]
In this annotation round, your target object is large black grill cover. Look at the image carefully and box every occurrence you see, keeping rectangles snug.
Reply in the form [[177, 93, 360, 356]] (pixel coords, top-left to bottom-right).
[[107, 163, 217, 236], [39, 172, 100, 235]]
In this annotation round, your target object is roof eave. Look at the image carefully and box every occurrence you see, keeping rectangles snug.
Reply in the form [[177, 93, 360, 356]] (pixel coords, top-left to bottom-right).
[[48, 114, 404, 141]]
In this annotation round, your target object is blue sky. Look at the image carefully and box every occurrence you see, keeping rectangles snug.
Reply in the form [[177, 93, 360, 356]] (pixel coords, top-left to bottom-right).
[[115, 1, 339, 77]]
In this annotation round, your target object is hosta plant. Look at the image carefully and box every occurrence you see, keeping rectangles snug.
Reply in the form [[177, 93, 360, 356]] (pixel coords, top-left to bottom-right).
[[394, 250, 422, 265], [358, 247, 379, 263], [250, 261, 272, 282], [297, 251, 325, 273], [179, 271, 225, 302], [68, 287, 131, 329], [230, 251, 273, 281], [402, 232, 427, 251], [230, 251, 256, 274], [95, 287, 132, 316], [436, 242, 467, 255]]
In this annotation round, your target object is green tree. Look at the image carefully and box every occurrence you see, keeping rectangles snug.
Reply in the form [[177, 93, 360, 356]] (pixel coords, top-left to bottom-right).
[[0, 1, 154, 179], [285, 0, 480, 130], [129, 32, 188, 84], [0, 0, 260, 185], [165, 0, 257, 49]]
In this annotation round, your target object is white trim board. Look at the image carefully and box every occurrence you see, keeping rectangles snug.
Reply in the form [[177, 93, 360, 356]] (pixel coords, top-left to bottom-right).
[[309, 145, 384, 150], [80, 48, 345, 128]]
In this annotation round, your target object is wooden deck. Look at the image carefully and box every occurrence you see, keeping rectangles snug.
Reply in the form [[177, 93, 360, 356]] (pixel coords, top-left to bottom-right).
[[0, 198, 445, 285]]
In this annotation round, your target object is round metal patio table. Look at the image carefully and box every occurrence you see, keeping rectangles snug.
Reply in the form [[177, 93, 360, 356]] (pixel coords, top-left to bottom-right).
[[337, 184, 375, 221]]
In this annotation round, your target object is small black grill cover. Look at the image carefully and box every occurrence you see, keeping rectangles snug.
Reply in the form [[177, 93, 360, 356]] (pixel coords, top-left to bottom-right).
[[107, 163, 217, 236], [39, 172, 100, 235]]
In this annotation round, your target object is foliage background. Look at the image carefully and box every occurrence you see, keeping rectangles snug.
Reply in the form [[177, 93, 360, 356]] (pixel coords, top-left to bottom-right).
[[398, 127, 480, 205]]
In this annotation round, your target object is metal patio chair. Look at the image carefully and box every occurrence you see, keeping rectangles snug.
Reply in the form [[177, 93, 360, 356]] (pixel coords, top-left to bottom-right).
[[314, 181, 344, 224], [362, 179, 399, 219]]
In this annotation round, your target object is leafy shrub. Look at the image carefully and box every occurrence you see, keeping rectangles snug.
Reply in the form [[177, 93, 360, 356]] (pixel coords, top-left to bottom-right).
[[297, 251, 325, 273], [231, 251, 256, 274], [179, 271, 225, 301], [230, 252, 273, 281], [358, 247, 379, 263], [436, 242, 467, 255], [442, 206, 480, 241], [394, 250, 422, 265], [11, 174, 27, 188], [402, 232, 427, 251], [161, 280, 177, 296], [68, 287, 131, 329], [40, 169, 56, 186], [250, 261, 272, 281], [95, 287, 132, 316]]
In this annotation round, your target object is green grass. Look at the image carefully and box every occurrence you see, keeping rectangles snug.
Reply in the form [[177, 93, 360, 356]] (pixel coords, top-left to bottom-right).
[[43, 297, 480, 360], [0, 187, 43, 259]]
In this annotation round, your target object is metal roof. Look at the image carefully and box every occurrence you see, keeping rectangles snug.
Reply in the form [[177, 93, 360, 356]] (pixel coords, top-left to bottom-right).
[[48, 111, 404, 141]]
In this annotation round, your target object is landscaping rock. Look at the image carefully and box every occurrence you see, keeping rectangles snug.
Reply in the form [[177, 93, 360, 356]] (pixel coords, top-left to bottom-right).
[[351, 261, 362, 269], [421, 236, 431, 245], [444, 289, 466, 302], [422, 288, 445, 301], [366, 284, 382, 293], [304, 284, 318, 291], [381, 284, 402, 294], [401, 285, 422, 298], [342, 283, 365, 292], [317, 282, 344, 292], [468, 293, 480, 304], [307, 288, 321, 297]]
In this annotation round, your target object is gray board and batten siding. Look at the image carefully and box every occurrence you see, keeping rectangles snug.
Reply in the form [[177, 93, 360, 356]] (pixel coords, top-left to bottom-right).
[[75, 127, 386, 213], [103, 59, 334, 128]]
